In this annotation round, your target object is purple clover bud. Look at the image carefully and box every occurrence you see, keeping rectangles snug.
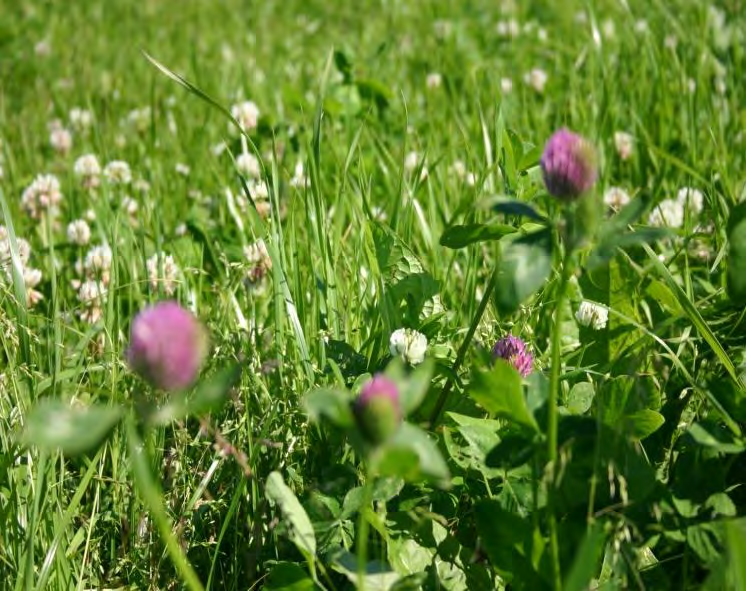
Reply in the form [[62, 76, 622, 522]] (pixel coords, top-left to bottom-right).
[[540, 128, 598, 201], [126, 301, 209, 391], [492, 334, 534, 378], [354, 375, 402, 445]]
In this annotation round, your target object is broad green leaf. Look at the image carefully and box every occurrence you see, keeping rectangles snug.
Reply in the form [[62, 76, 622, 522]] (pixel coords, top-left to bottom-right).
[[564, 520, 608, 591], [474, 500, 544, 586], [485, 431, 537, 469], [21, 401, 123, 455], [399, 359, 434, 415], [375, 423, 450, 487], [725, 518, 746, 590], [264, 562, 316, 591], [588, 227, 670, 269], [468, 360, 538, 432], [265, 472, 317, 561], [303, 387, 354, 428], [567, 382, 595, 415], [439, 222, 515, 249], [494, 230, 552, 316], [330, 549, 400, 590], [687, 422, 745, 454], [149, 365, 242, 425]]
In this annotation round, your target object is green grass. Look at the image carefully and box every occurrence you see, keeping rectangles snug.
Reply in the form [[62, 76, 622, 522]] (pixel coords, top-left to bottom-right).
[[1, 0, 746, 589]]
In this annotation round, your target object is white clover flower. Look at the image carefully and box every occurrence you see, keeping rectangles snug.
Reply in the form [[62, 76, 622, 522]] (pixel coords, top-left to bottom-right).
[[614, 131, 634, 161], [67, 219, 91, 246], [404, 152, 428, 180], [21, 174, 63, 219], [85, 208, 97, 222], [132, 179, 150, 193], [634, 20, 649, 34], [244, 239, 272, 285], [50, 127, 72, 154], [69, 108, 93, 132], [664, 35, 678, 51], [524, 68, 548, 93], [175, 223, 187, 237], [496, 19, 520, 38], [84, 244, 112, 281], [426, 72, 442, 90], [34, 39, 51, 56], [126, 107, 152, 133], [236, 152, 261, 177], [74, 153, 102, 188], [677, 187, 704, 215], [104, 160, 132, 185], [500, 77, 514, 93], [576, 301, 608, 330], [649, 199, 684, 228], [231, 101, 260, 133], [175, 163, 190, 177], [23, 267, 43, 306], [146, 252, 180, 295], [602, 19, 616, 40], [389, 328, 428, 365], [290, 161, 308, 188], [604, 187, 631, 211], [77, 280, 107, 323], [121, 196, 138, 224]]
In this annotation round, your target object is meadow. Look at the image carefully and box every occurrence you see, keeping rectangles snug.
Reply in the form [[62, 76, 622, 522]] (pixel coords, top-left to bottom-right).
[[1, 0, 746, 589]]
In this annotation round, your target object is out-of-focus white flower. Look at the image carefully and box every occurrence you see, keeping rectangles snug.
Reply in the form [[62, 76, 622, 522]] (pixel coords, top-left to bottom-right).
[[500, 77, 514, 93], [404, 151, 428, 180], [21, 174, 63, 219], [126, 107, 152, 133], [67, 219, 91, 246], [175, 163, 190, 177], [50, 127, 72, 154], [83, 244, 113, 282], [85, 208, 97, 222], [236, 152, 261, 177], [664, 35, 678, 51], [74, 153, 102, 188], [604, 187, 631, 211], [426, 72, 442, 90], [147, 252, 180, 295], [22, 267, 43, 306], [69, 108, 94, 132], [290, 161, 308, 188], [212, 141, 228, 156], [133, 179, 150, 193], [450, 160, 476, 186], [537, 28, 548, 42], [104, 160, 132, 185], [575, 301, 608, 330], [677, 187, 704, 215], [121, 196, 139, 225], [614, 131, 634, 161], [244, 239, 272, 286], [389, 328, 428, 365], [77, 280, 107, 323], [649, 199, 684, 228], [496, 19, 520, 38], [524, 68, 548, 93], [175, 223, 187, 237], [635, 20, 649, 34], [602, 19, 616, 40], [35, 39, 51, 56], [714, 77, 726, 95], [231, 101, 260, 133]]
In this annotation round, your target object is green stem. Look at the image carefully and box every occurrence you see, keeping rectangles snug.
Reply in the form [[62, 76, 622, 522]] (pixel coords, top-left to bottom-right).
[[547, 247, 572, 591], [126, 417, 204, 591], [429, 268, 498, 428], [356, 465, 375, 590]]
